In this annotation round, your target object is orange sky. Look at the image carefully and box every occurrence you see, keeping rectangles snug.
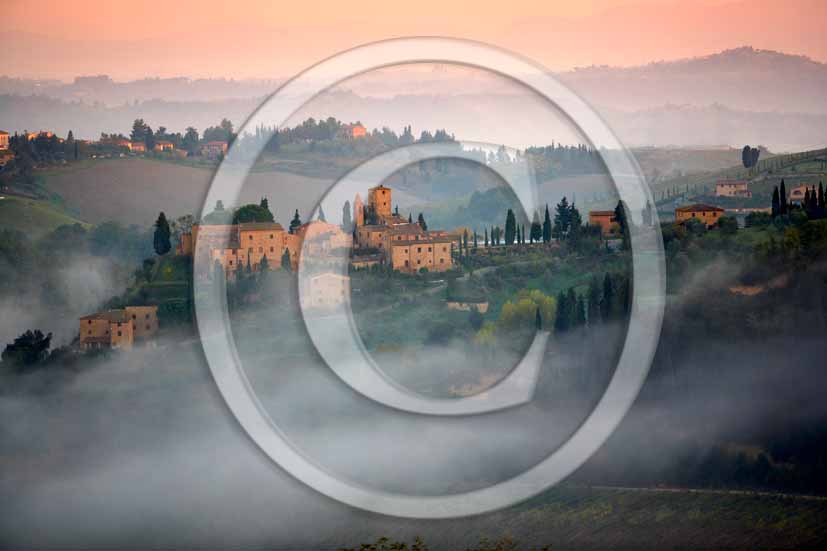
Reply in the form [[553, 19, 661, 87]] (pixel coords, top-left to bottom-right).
[[3, 0, 826, 80]]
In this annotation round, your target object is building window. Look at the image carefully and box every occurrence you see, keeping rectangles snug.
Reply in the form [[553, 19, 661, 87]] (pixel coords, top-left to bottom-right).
[[229, 260, 234, 266], [145, 314, 150, 319], [440, 259, 444, 263], [417, 260, 421, 264], [88, 320, 92, 324], [270, 247, 274, 252], [270, 234, 274, 239], [118, 331, 122, 337], [443, 247, 447, 252], [132, 314, 137, 320], [405, 260, 409, 267], [417, 247, 422, 252], [428, 247, 432, 252], [88, 330, 91, 335], [146, 325, 150, 330]]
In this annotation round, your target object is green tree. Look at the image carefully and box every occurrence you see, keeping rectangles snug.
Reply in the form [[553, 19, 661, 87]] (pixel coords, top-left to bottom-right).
[[484, 228, 489, 247], [542, 204, 552, 243], [535, 307, 542, 330], [505, 208, 517, 244], [575, 294, 587, 327], [772, 186, 780, 218], [780, 179, 788, 215], [281, 248, 292, 271], [2, 330, 52, 369], [417, 212, 428, 231], [552, 197, 570, 238], [232, 204, 274, 224], [554, 290, 569, 332], [530, 211, 542, 243], [289, 209, 302, 234], [600, 272, 614, 322], [153, 212, 172, 255], [587, 274, 601, 324]]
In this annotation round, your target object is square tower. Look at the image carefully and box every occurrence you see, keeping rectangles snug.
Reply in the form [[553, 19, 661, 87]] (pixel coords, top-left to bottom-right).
[[368, 185, 392, 221]]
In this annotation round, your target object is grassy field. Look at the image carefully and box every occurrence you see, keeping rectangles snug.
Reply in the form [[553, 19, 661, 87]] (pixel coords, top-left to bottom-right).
[[0, 195, 87, 238], [41, 157, 334, 227]]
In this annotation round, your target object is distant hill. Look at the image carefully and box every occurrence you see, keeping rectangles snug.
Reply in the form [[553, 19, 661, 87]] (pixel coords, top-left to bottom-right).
[[561, 46, 827, 114], [2, 46, 826, 150]]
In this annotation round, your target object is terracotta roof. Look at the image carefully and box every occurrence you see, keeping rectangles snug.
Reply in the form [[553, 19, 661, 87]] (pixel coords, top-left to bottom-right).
[[238, 222, 284, 231], [370, 184, 391, 191], [589, 210, 615, 217], [80, 310, 129, 323], [391, 237, 453, 246], [0, 131, 8, 135], [386, 223, 424, 235], [675, 204, 725, 213], [359, 224, 386, 231]]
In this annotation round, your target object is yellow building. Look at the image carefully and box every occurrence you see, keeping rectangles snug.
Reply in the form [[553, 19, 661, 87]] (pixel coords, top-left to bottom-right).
[[715, 179, 752, 198], [675, 204, 725, 227], [0, 130, 9, 150], [130, 141, 146, 152], [79, 305, 158, 350], [388, 237, 453, 273]]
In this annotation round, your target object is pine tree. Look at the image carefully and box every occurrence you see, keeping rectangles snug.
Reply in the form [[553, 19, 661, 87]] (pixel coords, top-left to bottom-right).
[[153, 212, 171, 255], [289, 209, 302, 234], [552, 197, 570, 239], [530, 210, 542, 243], [542, 204, 552, 243], [505, 209, 517, 244]]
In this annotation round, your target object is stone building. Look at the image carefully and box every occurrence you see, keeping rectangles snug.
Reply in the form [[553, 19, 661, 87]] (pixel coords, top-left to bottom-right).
[[352, 184, 454, 273], [79, 306, 159, 350], [0, 130, 9, 150], [675, 204, 725, 227]]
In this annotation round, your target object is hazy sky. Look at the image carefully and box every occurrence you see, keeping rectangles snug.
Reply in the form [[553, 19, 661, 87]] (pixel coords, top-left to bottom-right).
[[3, 0, 827, 80]]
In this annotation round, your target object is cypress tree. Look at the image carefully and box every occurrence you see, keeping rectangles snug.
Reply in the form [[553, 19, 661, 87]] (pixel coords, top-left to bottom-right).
[[484, 228, 489, 247], [530, 211, 542, 243], [505, 209, 517, 244], [342, 200, 352, 231], [408, 213, 413, 223], [542, 204, 552, 243], [818, 182, 825, 219], [281, 249, 292, 271], [473, 231, 478, 250], [771, 186, 780, 218], [601, 272, 614, 322], [289, 209, 302, 234], [259, 253, 269, 271], [535, 307, 542, 331], [780, 179, 788, 215], [575, 294, 587, 327], [417, 213, 427, 231], [555, 290, 569, 332], [153, 212, 171, 255], [587, 274, 601, 324]]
